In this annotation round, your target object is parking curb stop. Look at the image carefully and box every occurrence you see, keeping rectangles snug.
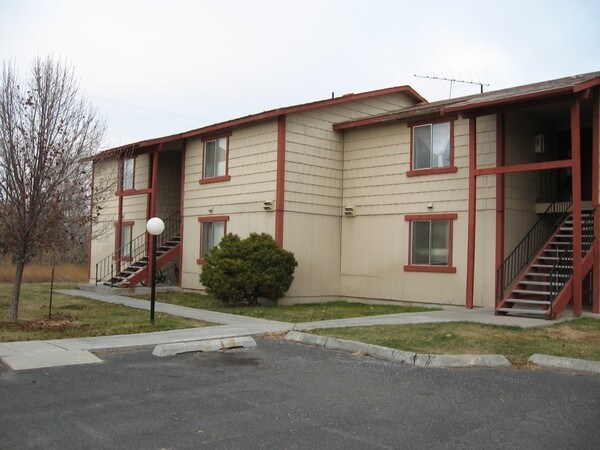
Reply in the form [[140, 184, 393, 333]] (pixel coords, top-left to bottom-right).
[[285, 331, 511, 369], [153, 336, 257, 357]]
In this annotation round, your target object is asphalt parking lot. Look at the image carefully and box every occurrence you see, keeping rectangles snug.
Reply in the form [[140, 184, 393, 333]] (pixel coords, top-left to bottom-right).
[[1, 338, 599, 449]]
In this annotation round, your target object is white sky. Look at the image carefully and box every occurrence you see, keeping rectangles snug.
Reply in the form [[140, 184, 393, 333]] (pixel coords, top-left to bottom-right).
[[1, 0, 599, 149]]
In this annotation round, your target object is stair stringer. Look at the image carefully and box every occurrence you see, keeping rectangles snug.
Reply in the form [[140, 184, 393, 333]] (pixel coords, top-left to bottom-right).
[[496, 235, 561, 311], [550, 249, 595, 318], [127, 244, 181, 288]]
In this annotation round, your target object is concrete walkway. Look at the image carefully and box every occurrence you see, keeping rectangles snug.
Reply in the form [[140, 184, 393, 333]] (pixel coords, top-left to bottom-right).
[[0, 290, 598, 374]]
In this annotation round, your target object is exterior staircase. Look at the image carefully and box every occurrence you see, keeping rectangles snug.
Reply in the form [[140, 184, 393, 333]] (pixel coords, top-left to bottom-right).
[[496, 207, 595, 318], [95, 212, 181, 288]]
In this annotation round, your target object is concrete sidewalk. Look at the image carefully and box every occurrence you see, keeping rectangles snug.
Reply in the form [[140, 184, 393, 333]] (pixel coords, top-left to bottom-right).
[[0, 290, 598, 374]]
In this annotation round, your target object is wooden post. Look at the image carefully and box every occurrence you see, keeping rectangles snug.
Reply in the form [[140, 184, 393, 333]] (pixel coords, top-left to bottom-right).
[[571, 99, 583, 317], [592, 88, 600, 314], [495, 114, 505, 308], [466, 116, 477, 309]]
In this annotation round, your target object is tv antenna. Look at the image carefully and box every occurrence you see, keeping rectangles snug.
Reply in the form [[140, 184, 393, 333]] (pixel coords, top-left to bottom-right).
[[414, 74, 490, 98]]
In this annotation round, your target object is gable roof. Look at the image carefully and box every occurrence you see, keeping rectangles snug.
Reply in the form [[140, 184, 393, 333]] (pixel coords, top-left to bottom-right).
[[94, 85, 426, 160], [334, 71, 600, 131]]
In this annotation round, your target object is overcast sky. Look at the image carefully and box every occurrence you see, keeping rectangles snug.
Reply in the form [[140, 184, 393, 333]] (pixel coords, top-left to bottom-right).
[[1, 0, 599, 149]]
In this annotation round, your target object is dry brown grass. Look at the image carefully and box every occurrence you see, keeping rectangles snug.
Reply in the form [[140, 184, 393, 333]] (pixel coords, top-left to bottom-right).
[[0, 262, 88, 283]]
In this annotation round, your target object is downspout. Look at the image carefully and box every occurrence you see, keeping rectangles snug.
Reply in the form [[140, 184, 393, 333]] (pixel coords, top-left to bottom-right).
[[275, 115, 286, 247]]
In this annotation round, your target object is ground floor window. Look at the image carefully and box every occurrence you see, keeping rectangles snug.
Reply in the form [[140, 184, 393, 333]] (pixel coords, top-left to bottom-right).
[[115, 221, 134, 260], [197, 216, 229, 264], [404, 213, 457, 273]]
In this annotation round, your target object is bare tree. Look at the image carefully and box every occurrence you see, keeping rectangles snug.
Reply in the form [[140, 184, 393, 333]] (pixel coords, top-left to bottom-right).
[[0, 56, 106, 320]]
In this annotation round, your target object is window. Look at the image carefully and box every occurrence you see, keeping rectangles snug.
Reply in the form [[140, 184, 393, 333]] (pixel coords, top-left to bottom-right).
[[200, 134, 231, 183], [197, 216, 229, 263], [122, 157, 134, 190], [121, 224, 133, 258], [114, 221, 134, 260], [404, 214, 457, 273], [407, 118, 456, 176]]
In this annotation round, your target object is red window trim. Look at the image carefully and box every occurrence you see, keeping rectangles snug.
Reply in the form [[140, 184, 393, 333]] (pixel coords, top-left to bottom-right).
[[404, 213, 457, 273], [407, 116, 456, 177], [201, 131, 232, 143], [199, 175, 231, 185], [200, 132, 232, 184], [117, 188, 152, 197], [196, 215, 230, 265]]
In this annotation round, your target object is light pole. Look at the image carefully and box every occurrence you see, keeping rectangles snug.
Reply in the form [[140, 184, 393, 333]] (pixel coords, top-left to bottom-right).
[[146, 217, 165, 325]]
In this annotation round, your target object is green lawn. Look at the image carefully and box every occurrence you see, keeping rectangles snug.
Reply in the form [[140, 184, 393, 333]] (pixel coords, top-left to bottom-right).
[[140, 290, 437, 322], [0, 283, 213, 342], [310, 318, 600, 366]]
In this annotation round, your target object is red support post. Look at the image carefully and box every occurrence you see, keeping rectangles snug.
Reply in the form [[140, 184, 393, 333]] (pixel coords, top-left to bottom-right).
[[592, 88, 600, 314], [466, 117, 477, 309], [495, 114, 505, 308], [147, 149, 160, 286], [571, 99, 583, 317]]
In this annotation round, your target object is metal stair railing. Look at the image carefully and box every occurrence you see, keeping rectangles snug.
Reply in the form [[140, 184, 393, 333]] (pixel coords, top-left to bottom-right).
[[95, 231, 147, 286], [157, 211, 181, 250], [548, 208, 595, 317], [95, 211, 181, 286], [496, 197, 572, 305]]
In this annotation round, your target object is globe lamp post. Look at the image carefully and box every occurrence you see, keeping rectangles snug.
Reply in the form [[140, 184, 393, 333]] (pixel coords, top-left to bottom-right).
[[146, 217, 165, 325]]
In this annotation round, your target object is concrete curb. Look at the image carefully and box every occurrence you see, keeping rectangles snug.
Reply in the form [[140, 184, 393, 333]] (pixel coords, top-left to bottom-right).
[[284, 331, 512, 369], [528, 354, 600, 375], [0, 350, 103, 371], [152, 336, 257, 357]]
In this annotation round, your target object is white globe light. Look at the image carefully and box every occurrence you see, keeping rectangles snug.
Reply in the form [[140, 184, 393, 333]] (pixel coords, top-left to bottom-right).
[[146, 217, 165, 235]]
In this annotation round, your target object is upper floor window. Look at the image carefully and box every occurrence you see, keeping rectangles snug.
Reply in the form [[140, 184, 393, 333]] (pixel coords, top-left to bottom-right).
[[407, 118, 456, 176], [123, 157, 134, 190], [200, 134, 231, 184]]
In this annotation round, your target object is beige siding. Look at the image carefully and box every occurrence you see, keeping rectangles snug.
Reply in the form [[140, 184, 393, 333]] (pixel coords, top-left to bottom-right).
[[279, 212, 341, 303], [339, 115, 498, 307], [503, 111, 546, 255], [133, 153, 149, 191], [181, 92, 418, 293], [89, 158, 119, 282], [181, 121, 280, 290], [285, 93, 417, 216]]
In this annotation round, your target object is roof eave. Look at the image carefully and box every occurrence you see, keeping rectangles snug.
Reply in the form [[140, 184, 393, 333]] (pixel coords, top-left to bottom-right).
[[93, 85, 427, 160], [441, 86, 575, 115]]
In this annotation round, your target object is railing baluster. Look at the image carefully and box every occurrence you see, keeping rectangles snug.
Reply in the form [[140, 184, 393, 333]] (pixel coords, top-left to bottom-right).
[[95, 211, 181, 285], [496, 198, 572, 301]]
